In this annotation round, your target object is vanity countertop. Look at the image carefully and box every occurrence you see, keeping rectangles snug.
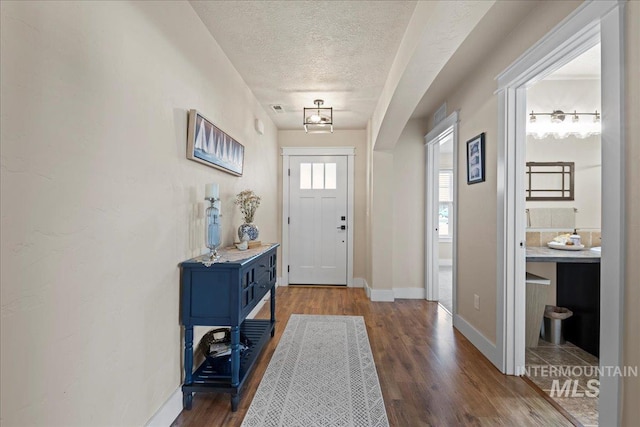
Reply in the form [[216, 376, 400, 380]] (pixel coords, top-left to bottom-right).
[[526, 246, 601, 263]]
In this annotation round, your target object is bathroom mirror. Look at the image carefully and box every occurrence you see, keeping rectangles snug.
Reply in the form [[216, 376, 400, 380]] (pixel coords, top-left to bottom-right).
[[525, 161, 574, 201]]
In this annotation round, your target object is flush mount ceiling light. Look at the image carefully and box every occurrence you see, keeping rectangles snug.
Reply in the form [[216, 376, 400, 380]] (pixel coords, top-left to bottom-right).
[[303, 99, 333, 133], [527, 109, 600, 139]]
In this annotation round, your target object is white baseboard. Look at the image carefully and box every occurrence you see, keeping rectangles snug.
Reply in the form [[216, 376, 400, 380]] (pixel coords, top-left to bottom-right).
[[363, 279, 372, 299], [145, 387, 182, 427], [280, 276, 365, 288], [393, 287, 425, 299], [369, 288, 395, 302], [361, 280, 425, 302], [453, 314, 501, 369]]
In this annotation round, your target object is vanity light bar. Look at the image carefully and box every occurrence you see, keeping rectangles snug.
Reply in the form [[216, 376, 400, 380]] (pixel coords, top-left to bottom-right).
[[529, 110, 600, 123]]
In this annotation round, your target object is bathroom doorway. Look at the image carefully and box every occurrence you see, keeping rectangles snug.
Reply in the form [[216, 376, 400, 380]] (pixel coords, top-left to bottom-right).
[[523, 43, 602, 426], [496, 2, 625, 425]]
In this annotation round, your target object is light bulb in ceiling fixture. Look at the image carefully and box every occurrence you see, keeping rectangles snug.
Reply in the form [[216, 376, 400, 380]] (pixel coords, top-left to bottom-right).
[[303, 99, 333, 133], [572, 111, 580, 123], [308, 114, 322, 123], [550, 110, 566, 123]]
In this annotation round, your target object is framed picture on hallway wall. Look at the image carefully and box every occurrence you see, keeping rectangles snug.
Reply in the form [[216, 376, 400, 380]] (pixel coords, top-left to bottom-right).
[[187, 109, 244, 176], [466, 133, 485, 185]]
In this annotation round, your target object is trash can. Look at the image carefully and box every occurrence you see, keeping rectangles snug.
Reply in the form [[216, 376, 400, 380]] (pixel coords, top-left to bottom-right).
[[541, 305, 573, 345]]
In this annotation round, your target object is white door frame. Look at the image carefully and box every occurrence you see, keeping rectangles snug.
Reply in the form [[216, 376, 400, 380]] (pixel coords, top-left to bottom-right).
[[281, 146, 355, 286], [495, 1, 625, 425], [425, 111, 459, 311]]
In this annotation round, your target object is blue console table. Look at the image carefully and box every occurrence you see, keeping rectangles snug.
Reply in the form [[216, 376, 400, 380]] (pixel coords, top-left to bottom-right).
[[179, 243, 279, 411]]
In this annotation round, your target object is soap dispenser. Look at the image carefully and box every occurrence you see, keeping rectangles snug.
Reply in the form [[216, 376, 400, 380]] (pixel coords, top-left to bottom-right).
[[570, 229, 581, 246]]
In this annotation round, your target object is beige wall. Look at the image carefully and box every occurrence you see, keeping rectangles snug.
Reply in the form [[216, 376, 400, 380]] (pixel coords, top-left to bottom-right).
[[371, 150, 394, 291], [365, 121, 374, 286], [427, 1, 582, 343], [623, 1, 640, 424], [0, 2, 278, 425], [278, 130, 367, 281], [392, 119, 428, 289]]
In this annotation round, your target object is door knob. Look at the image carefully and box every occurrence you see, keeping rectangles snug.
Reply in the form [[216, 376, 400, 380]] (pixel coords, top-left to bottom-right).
[[337, 225, 346, 230]]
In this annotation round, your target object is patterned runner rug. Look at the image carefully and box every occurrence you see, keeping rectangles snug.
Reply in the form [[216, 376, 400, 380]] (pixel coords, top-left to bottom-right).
[[241, 314, 389, 427]]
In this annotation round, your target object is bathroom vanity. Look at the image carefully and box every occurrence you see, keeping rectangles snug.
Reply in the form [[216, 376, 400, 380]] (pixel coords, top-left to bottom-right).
[[526, 246, 601, 356]]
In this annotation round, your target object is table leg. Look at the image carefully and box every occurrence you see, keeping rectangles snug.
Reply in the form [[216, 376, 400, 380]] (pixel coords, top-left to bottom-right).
[[183, 390, 193, 410], [231, 393, 239, 412], [183, 325, 193, 409], [230, 325, 240, 388], [270, 285, 276, 337]]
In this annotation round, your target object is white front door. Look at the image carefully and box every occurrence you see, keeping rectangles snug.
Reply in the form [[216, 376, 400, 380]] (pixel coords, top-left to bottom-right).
[[288, 155, 348, 285]]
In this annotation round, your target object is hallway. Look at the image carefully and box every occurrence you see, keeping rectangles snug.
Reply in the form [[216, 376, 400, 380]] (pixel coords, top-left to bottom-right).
[[173, 287, 571, 426]]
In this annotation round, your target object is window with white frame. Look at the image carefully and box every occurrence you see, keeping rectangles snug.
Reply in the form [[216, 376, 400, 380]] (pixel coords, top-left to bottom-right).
[[439, 170, 453, 238], [299, 162, 337, 190]]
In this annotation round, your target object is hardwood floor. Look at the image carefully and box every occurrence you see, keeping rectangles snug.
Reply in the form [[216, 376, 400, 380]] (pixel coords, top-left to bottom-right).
[[172, 287, 572, 426]]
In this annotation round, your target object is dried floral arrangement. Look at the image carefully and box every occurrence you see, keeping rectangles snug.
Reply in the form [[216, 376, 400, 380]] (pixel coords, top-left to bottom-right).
[[234, 190, 261, 223]]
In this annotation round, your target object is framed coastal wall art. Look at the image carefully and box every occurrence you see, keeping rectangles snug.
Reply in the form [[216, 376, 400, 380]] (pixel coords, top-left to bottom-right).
[[466, 132, 485, 184], [187, 109, 244, 176]]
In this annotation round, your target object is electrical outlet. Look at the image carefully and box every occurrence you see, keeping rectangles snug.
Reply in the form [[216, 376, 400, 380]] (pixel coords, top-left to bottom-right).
[[474, 294, 480, 310]]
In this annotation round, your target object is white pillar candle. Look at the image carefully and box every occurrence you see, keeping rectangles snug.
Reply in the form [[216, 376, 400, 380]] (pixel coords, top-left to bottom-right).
[[205, 183, 219, 199]]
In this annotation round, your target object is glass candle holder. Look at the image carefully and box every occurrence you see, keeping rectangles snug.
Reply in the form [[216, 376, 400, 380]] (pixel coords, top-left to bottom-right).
[[205, 197, 221, 260]]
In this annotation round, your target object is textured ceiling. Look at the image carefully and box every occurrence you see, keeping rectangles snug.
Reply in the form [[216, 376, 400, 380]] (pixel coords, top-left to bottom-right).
[[190, 1, 417, 130], [411, 0, 538, 121], [411, 2, 598, 122]]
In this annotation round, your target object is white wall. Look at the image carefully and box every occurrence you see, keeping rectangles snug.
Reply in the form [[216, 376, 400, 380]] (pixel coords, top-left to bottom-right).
[[0, 2, 278, 425], [527, 79, 600, 118], [526, 79, 601, 229], [526, 135, 601, 229]]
